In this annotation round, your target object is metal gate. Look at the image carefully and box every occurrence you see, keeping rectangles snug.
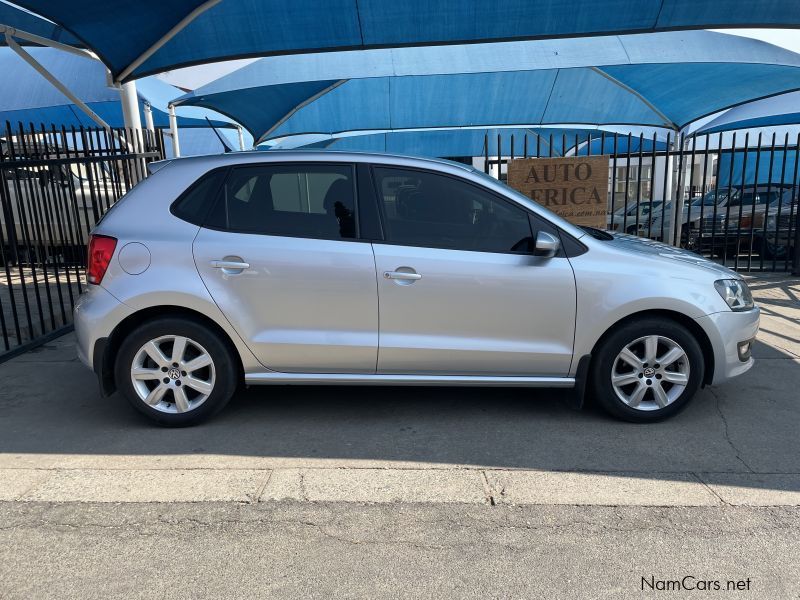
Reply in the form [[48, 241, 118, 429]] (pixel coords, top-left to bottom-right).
[[0, 122, 165, 361], [482, 131, 800, 274]]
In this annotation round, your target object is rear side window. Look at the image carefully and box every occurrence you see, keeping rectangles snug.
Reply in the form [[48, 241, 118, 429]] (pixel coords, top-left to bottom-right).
[[372, 166, 533, 253], [171, 169, 227, 226], [206, 164, 357, 240]]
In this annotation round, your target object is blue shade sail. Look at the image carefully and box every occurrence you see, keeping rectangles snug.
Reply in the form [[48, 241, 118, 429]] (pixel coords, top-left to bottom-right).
[[717, 150, 799, 188], [0, 2, 81, 46], [574, 136, 669, 155], [174, 32, 800, 145], [0, 47, 234, 130], [696, 91, 800, 134], [7, 1, 800, 81], [269, 128, 603, 158]]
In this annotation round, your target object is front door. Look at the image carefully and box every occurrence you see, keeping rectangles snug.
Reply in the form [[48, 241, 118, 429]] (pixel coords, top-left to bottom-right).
[[193, 163, 378, 373], [370, 166, 576, 376]]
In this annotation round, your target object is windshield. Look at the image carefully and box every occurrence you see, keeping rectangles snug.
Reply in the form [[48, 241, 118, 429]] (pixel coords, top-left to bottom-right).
[[614, 201, 661, 216], [728, 190, 783, 207], [691, 191, 727, 207]]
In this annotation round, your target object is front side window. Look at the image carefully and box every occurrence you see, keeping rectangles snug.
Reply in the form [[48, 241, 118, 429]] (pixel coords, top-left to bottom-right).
[[206, 164, 356, 240], [373, 167, 533, 253]]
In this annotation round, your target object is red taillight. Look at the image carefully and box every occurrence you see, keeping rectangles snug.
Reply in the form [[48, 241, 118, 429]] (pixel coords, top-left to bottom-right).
[[87, 235, 117, 285]]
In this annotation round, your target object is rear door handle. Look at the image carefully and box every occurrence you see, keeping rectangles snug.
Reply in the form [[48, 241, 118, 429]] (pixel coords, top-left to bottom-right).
[[210, 259, 250, 272], [384, 270, 422, 281]]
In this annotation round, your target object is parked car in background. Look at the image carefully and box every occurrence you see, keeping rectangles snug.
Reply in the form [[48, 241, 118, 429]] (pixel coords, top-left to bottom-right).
[[649, 189, 733, 243], [606, 200, 665, 235], [700, 185, 794, 258], [757, 188, 798, 260], [75, 152, 758, 426]]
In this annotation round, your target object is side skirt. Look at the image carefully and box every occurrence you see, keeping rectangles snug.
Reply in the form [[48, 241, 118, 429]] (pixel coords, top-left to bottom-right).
[[245, 373, 576, 387]]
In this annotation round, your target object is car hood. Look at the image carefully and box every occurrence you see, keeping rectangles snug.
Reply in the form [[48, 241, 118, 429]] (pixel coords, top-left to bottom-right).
[[605, 233, 739, 279]]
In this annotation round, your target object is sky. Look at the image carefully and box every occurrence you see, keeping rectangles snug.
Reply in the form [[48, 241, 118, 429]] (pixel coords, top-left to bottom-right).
[[156, 29, 800, 91], [712, 28, 800, 53]]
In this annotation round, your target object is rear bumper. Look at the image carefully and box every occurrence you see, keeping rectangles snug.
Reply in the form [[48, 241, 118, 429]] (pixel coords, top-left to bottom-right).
[[695, 307, 760, 385], [74, 285, 132, 371]]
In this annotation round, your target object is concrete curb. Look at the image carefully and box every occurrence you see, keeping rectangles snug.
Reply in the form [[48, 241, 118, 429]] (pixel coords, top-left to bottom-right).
[[2, 467, 799, 506]]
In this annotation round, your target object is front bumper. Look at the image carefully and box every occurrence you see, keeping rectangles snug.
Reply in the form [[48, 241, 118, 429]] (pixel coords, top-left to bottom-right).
[[695, 307, 760, 385]]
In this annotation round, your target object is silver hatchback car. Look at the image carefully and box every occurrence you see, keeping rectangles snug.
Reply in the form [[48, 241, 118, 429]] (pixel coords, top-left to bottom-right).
[[75, 152, 759, 426]]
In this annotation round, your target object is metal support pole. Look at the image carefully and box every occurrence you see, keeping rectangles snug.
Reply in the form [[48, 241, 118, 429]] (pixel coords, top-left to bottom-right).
[[119, 81, 142, 135], [0, 24, 96, 60], [666, 140, 679, 245], [673, 135, 692, 248], [143, 102, 155, 151], [143, 102, 155, 135], [168, 104, 181, 158], [237, 125, 246, 151]]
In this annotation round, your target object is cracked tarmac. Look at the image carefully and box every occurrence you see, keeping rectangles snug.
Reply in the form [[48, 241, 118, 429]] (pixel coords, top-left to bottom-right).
[[0, 274, 798, 597], [2, 502, 798, 598]]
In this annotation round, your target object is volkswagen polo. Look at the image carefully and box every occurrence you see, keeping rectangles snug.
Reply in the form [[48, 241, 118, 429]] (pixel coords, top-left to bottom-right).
[[74, 152, 759, 426]]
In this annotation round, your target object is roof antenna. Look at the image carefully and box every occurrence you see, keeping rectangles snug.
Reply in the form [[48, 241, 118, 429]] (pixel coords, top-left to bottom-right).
[[205, 117, 234, 153]]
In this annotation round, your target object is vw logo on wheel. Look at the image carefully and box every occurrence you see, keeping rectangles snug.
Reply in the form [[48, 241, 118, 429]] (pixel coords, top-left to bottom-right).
[[168, 367, 181, 380], [643, 367, 656, 378]]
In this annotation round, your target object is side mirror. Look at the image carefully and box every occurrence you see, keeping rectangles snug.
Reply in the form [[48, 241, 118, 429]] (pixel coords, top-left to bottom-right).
[[534, 231, 560, 258]]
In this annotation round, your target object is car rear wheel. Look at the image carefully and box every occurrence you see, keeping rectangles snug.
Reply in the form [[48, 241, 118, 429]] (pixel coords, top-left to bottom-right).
[[591, 317, 704, 422], [114, 317, 238, 426]]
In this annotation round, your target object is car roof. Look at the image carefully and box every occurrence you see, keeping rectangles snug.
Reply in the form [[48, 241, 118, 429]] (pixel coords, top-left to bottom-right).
[[148, 150, 476, 176]]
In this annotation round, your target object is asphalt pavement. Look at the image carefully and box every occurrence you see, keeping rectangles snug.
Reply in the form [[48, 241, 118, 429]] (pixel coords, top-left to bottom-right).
[[1, 274, 798, 598]]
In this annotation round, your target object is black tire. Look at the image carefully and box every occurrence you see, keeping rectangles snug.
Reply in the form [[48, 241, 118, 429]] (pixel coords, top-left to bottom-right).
[[590, 317, 704, 423], [114, 316, 238, 426]]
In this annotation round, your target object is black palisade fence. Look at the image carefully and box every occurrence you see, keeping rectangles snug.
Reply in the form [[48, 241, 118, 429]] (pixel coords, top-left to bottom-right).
[[482, 130, 800, 275], [0, 122, 165, 361]]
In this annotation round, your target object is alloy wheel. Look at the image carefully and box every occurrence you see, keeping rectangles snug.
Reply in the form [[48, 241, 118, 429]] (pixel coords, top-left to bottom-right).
[[610, 335, 690, 411], [130, 335, 216, 414]]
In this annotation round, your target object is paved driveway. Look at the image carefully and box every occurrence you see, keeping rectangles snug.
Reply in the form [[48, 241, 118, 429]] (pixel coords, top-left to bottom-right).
[[1, 275, 799, 504]]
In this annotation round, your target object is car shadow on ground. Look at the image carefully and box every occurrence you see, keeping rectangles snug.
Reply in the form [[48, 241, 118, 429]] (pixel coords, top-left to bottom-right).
[[1, 333, 798, 493]]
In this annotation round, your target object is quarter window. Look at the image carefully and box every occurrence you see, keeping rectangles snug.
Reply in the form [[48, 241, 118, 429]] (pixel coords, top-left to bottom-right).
[[171, 169, 227, 226], [206, 164, 356, 239], [373, 167, 533, 253]]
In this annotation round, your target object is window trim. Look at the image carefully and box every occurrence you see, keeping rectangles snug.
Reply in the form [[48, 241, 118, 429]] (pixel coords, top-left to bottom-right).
[[199, 161, 368, 243], [368, 163, 544, 256], [355, 162, 384, 241]]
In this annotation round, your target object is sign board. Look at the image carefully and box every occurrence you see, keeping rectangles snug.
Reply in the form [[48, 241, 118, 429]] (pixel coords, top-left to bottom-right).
[[507, 156, 609, 228]]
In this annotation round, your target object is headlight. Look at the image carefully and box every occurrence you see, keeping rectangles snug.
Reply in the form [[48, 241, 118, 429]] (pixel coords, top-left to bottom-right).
[[766, 215, 777, 231], [714, 279, 754, 311]]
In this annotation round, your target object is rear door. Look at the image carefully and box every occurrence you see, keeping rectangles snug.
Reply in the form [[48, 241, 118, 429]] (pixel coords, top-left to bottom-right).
[[192, 162, 379, 373], [369, 165, 577, 376]]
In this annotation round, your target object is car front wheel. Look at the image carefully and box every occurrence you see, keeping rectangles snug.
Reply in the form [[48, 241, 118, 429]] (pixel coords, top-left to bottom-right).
[[591, 317, 704, 422], [114, 317, 238, 426]]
